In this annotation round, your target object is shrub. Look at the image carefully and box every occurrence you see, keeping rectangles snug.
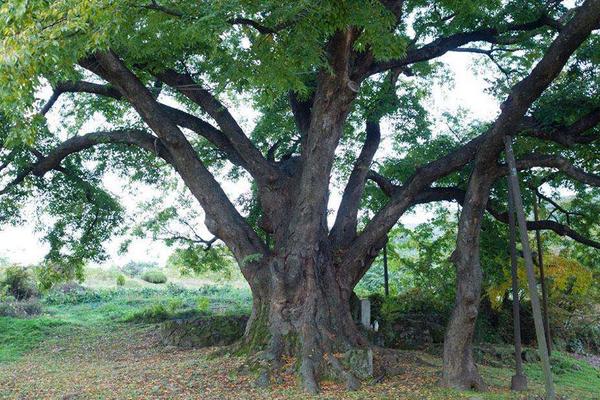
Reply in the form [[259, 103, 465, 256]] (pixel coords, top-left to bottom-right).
[[0, 299, 42, 317], [121, 261, 158, 277], [124, 300, 183, 323], [166, 298, 183, 313], [34, 260, 85, 291], [116, 274, 126, 286], [197, 296, 210, 313], [0, 266, 38, 300], [141, 270, 167, 284], [43, 284, 104, 305]]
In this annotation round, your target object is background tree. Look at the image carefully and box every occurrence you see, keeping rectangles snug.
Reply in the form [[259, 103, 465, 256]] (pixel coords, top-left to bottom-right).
[[1, 0, 600, 393]]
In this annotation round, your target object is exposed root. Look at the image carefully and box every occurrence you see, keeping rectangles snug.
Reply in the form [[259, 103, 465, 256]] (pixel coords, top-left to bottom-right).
[[325, 353, 360, 391], [441, 368, 487, 391], [300, 356, 320, 395]]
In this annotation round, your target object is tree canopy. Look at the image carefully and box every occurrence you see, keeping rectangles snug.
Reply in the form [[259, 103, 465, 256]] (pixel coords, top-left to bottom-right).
[[1, 0, 600, 394]]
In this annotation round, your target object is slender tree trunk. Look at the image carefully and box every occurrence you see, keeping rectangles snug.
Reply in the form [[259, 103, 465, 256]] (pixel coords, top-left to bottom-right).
[[383, 238, 389, 296], [442, 250, 486, 390], [442, 160, 496, 391], [508, 181, 527, 391], [533, 195, 552, 355]]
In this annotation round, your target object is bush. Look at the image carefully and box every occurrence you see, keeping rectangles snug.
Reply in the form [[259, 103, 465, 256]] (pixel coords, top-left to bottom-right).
[[34, 260, 85, 291], [0, 266, 38, 300], [116, 274, 126, 286], [121, 261, 158, 277], [197, 296, 210, 313], [141, 270, 167, 284], [43, 284, 104, 305], [124, 299, 184, 323], [0, 299, 42, 317]]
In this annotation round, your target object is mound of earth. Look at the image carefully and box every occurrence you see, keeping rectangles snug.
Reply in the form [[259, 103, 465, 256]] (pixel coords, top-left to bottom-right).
[[159, 314, 249, 348]]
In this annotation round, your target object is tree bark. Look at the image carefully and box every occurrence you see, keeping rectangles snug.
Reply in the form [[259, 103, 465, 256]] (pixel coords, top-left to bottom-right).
[[533, 194, 552, 355], [240, 251, 368, 394], [441, 172, 493, 391]]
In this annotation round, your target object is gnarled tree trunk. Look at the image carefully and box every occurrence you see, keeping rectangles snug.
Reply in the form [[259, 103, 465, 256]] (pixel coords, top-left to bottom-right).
[[239, 250, 369, 394]]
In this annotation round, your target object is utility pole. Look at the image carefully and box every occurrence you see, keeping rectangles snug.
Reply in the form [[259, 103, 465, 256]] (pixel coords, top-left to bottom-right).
[[507, 180, 527, 391], [504, 136, 555, 400], [533, 191, 552, 355]]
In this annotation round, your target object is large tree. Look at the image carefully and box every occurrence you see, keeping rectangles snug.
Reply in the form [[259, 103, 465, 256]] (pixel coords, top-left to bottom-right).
[[1, 0, 600, 393]]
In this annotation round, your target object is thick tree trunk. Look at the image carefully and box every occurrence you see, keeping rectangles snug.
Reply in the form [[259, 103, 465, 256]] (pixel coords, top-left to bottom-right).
[[239, 252, 368, 394]]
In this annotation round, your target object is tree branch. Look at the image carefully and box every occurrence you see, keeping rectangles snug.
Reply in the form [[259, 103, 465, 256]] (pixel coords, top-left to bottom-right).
[[330, 121, 381, 246], [0, 129, 169, 195], [85, 51, 267, 265], [155, 69, 281, 183], [368, 14, 562, 75], [42, 80, 251, 171], [413, 186, 600, 249], [521, 107, 600, 147]]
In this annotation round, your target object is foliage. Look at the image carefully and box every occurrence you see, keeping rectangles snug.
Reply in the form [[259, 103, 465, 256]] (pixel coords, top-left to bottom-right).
[[196, 296, 210, 313], [0, 298, 42, 317], [121, 261, 158, 278], [486, 254, 593, 310], [34, 260, 85, 291], [140, 269, 168, 284], [0, 265, 38, 300], [116, 273, 126, 286], [167, 245, 235, 278]]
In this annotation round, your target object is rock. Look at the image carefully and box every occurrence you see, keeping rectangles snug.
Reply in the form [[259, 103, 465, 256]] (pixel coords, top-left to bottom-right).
[[342, 349, 373, 380], [372, 348, 408, 378], [159, 314, 248, 348]]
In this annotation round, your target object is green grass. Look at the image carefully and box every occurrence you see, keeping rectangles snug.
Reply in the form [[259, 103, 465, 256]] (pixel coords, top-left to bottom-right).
[[1, 281, 598, 399], [0, 317, 66, 362], [1, 282, 251, 365]]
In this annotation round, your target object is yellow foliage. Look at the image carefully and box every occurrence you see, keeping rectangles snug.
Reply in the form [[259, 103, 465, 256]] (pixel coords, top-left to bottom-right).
[[487, 254, 592, 310]]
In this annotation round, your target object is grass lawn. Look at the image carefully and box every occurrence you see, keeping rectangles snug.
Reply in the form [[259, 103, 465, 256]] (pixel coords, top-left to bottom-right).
[[0, 280, 599, 399]]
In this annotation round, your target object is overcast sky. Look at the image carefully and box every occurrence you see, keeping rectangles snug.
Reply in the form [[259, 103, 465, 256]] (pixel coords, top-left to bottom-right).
[[0, 52, 499, 267]]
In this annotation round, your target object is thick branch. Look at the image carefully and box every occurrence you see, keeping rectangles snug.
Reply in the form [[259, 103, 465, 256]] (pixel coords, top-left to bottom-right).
[[330, 121, 381, 246], [0, 129, 168, 195], [155, 69, 280, 182], [413, 186, 600, 249], [497, 154, 600, 187], [369, 14, 561, 75], [85, 51, 267, 265], [521, 107, 600, 147], [42, 80, 249, 171]]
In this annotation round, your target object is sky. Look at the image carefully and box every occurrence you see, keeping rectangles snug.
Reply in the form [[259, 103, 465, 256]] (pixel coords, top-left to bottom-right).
[[0, 52, 500, 267]]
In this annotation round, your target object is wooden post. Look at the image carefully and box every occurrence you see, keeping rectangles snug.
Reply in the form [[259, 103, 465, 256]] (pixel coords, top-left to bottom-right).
[[507, 179, 527, 391], [383, 237, 389, 297], [533, 192, 552, 355], [504, 136, 555, 400]]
